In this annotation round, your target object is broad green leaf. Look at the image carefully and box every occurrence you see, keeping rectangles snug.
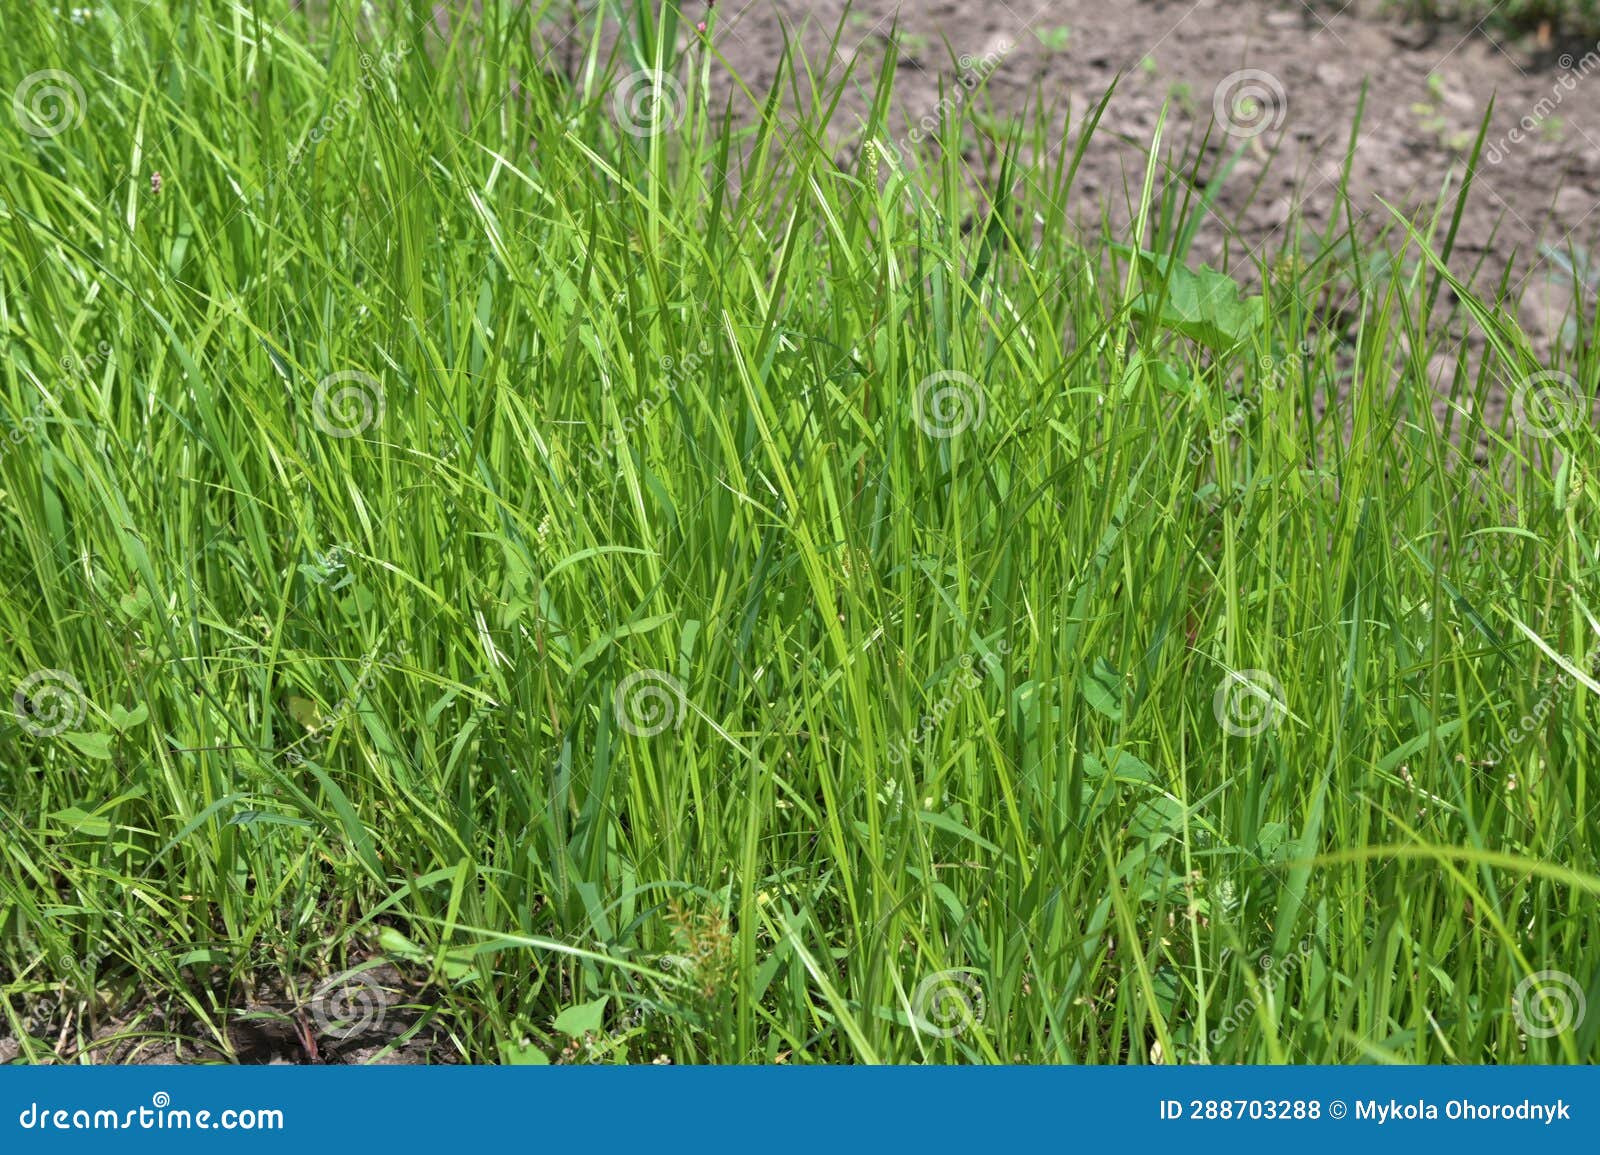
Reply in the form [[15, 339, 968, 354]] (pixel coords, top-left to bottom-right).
[[109, 703, 148, 731], [63, 731, 114, 760], [500, 1040, 550, 1065], [554, 996, 609, 1038], [1133, 262, 1264, 354], [1079, 657, 1124, 722], [48, 807, 111, 836]]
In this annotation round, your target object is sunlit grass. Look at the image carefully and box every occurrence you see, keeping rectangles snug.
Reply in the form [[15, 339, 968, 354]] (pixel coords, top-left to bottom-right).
[[0, 0, 1596, 1064]]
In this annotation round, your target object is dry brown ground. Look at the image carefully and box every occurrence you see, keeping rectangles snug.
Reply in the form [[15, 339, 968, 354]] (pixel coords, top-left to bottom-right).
[[701, 0, 1600, 346]]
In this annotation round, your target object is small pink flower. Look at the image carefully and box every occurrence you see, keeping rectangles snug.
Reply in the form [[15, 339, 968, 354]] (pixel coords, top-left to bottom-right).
[[150, 171, 162, 194]]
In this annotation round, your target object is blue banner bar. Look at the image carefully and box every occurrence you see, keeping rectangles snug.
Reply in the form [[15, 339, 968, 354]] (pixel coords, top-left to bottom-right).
[[2, 1067, 1594, 1151]]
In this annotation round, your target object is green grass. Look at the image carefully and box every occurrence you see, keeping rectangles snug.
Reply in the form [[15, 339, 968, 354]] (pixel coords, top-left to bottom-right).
[[1386, 0, 1600, 38], [1, 0, 1598, 1065]]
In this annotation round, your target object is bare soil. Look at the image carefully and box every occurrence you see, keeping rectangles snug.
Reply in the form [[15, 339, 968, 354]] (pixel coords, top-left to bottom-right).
[[1, 962, 456, 1065], [707, 0, 1600, 345]]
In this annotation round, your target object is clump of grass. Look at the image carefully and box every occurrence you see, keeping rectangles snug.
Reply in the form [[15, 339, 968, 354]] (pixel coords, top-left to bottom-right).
[[0, 0, 1596, 1065], [1386, 0, 1600, 39]]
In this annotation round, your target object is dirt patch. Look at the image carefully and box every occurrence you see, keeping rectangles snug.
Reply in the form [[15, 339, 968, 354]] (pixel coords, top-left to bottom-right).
[[1, 963, 457, 1065], [702, 0, 1599, 339]]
